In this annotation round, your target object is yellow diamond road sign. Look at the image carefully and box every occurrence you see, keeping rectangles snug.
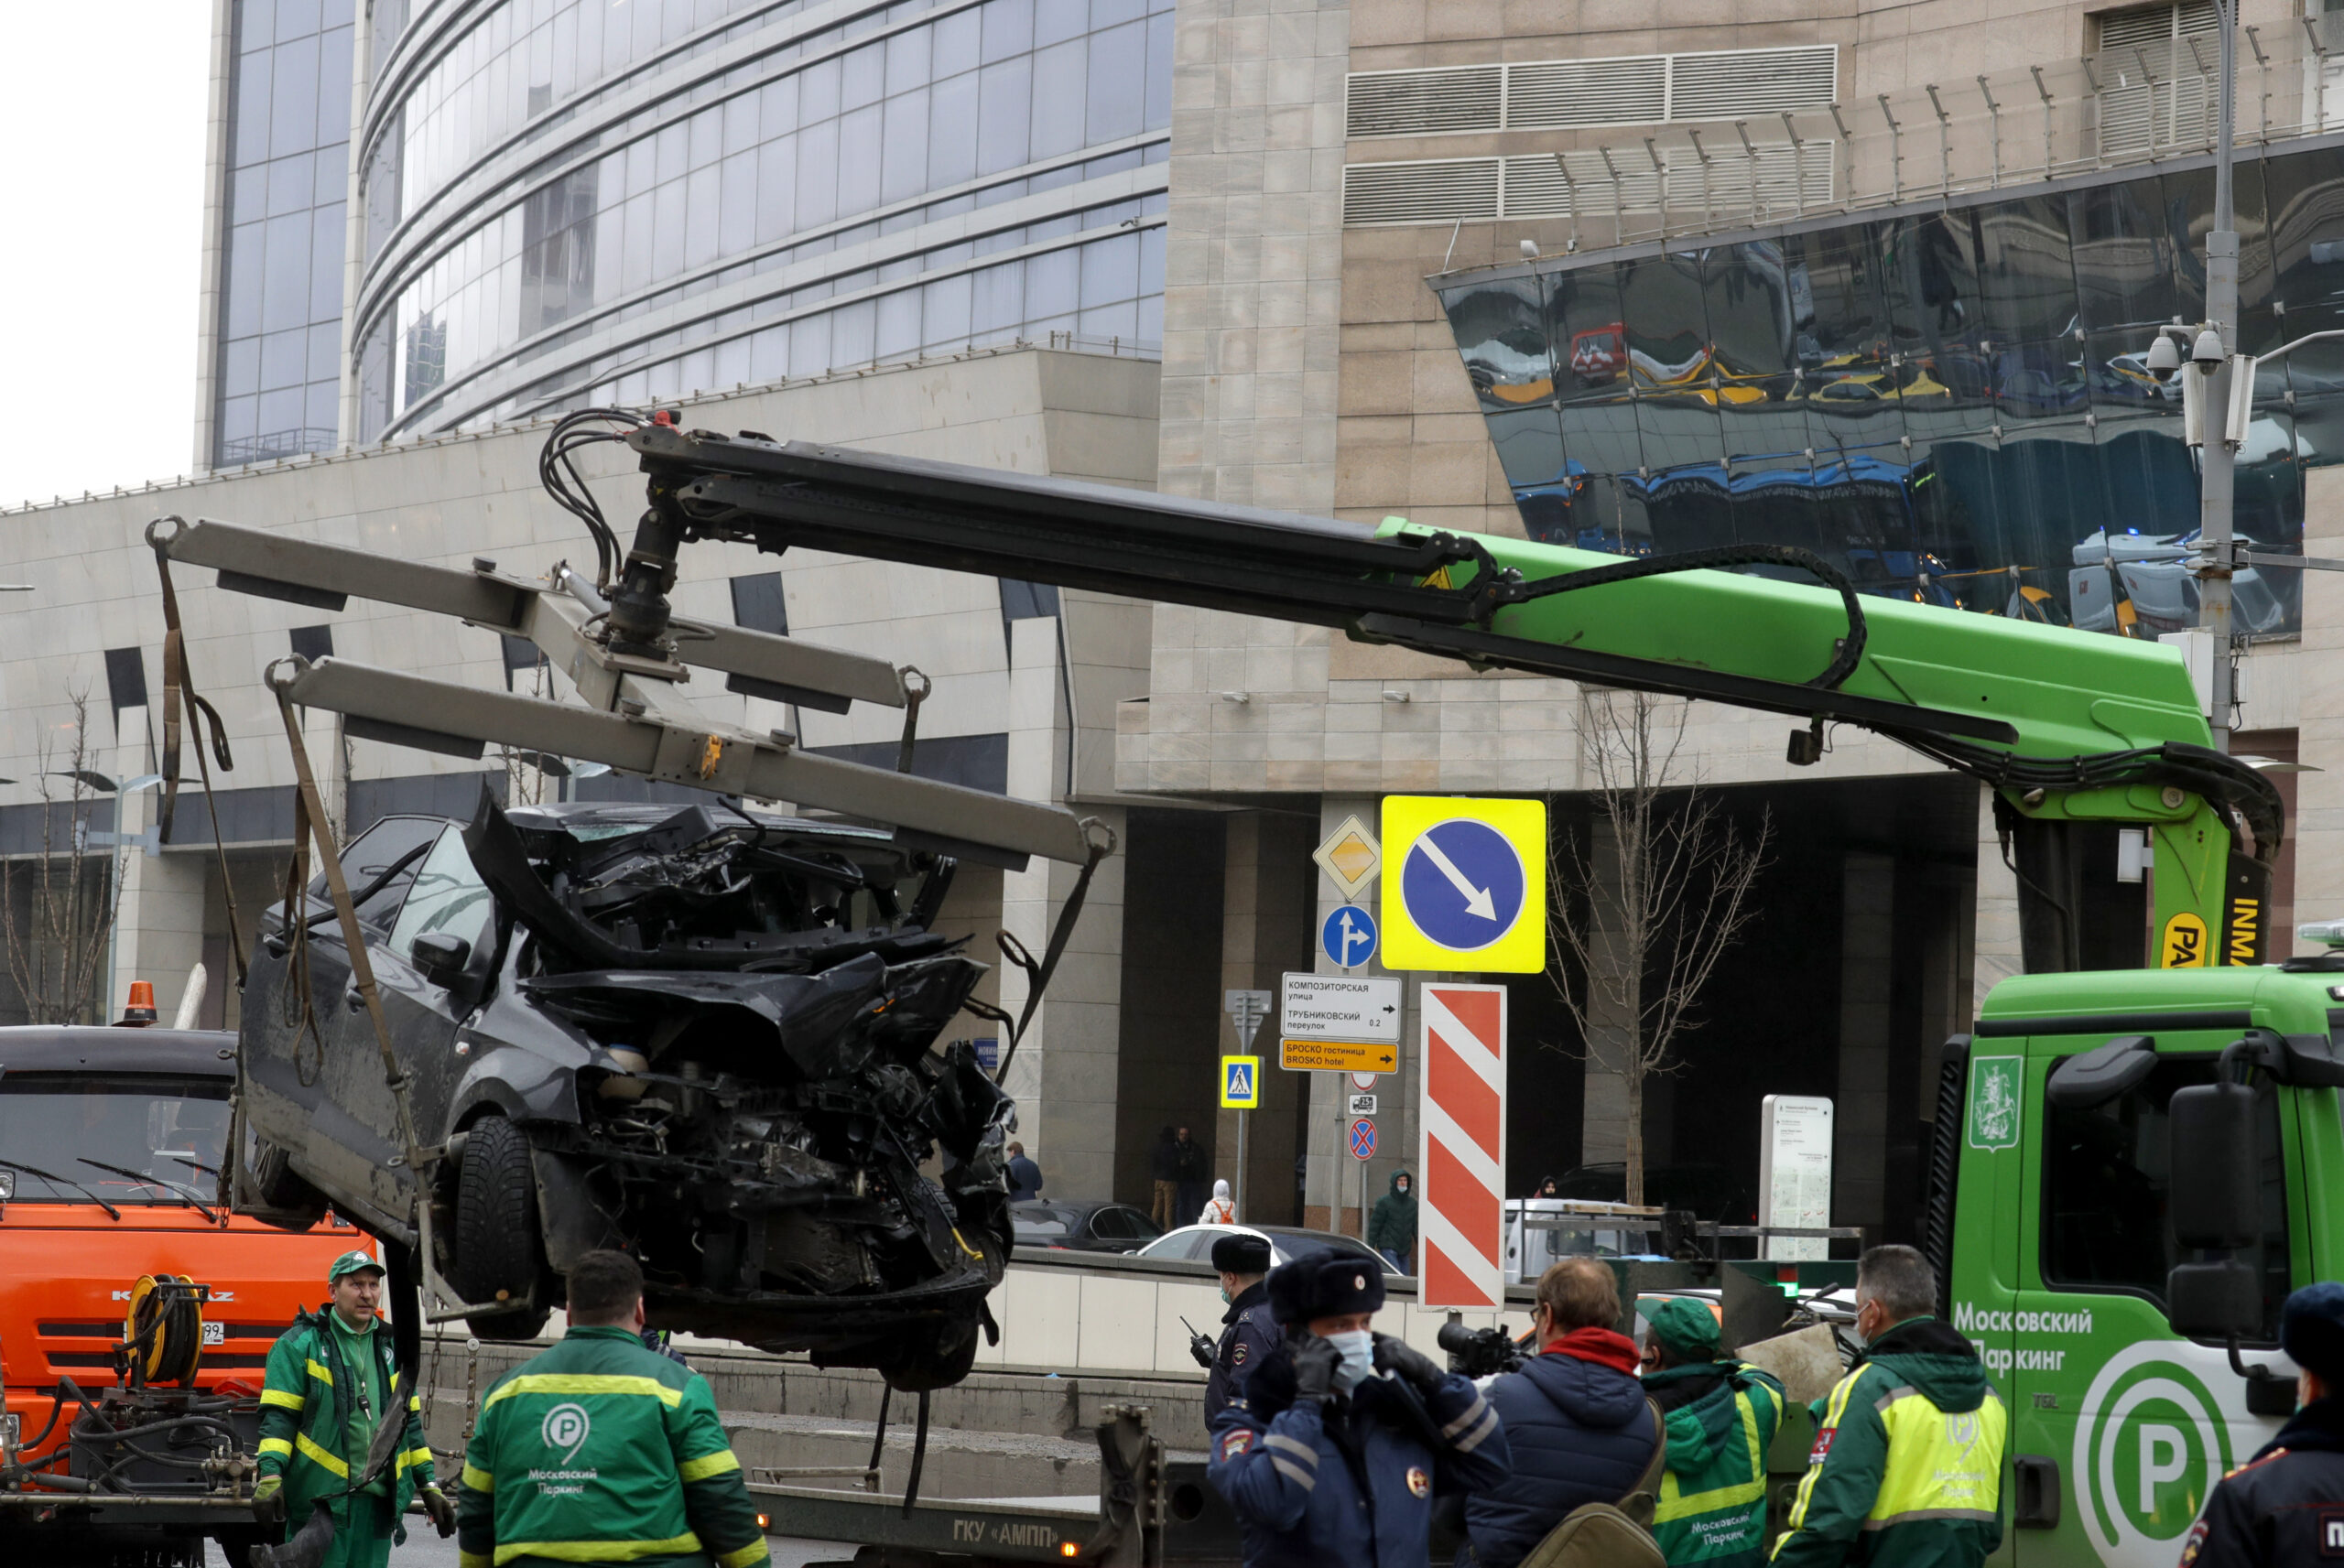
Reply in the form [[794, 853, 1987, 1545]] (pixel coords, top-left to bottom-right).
[[1380, 795, 1547, 973], [1313, 816, 1383, 901]]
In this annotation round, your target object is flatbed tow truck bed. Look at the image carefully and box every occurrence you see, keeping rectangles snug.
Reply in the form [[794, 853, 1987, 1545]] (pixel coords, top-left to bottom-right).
[[750, 1407, 1243, 1567]]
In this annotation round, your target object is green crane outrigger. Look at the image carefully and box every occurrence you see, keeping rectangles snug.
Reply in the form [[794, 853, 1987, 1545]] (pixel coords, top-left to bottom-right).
[[607, 420, 2284, 975]]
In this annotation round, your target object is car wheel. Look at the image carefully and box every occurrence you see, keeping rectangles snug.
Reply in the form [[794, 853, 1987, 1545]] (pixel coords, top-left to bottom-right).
[[874, 1316, 981, 1392], [243, 1135, 328, 1229], [452, 1116, 552, 1340]]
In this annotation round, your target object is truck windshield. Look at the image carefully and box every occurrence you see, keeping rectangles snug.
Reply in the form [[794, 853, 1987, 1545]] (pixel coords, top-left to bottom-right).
[[0, 1075, 232, 1206]]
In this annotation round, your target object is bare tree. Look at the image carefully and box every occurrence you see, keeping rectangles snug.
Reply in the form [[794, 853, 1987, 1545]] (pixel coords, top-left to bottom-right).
[[1546, 690, 1771, 1206], [2, 690, 127, 1024]]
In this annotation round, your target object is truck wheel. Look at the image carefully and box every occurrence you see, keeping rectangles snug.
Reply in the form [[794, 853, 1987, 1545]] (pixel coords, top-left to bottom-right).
[[244, 1135, 329, 1229], [452, 1117, 551, 1340]]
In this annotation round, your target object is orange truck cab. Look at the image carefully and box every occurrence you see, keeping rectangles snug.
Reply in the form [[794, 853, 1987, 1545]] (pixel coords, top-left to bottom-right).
[[0, 1024, 360, 1564]]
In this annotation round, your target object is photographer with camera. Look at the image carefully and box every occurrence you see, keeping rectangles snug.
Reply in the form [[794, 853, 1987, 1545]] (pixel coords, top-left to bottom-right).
[[1208, 1252, 1511, 1568], [1460, 1258, 1662, 1568], [1636, 1297, 1784, 1567]]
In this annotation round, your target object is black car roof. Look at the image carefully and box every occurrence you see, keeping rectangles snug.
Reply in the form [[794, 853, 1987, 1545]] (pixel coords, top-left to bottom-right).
[[0, 1026, 239, 1078]]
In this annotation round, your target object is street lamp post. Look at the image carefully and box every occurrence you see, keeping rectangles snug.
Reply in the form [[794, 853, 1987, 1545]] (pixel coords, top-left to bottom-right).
[[2200, 0, 2242, 752]]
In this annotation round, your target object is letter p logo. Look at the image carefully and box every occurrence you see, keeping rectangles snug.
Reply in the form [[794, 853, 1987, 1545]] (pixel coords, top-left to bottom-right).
[[2139, 1425, 2187, 1514]]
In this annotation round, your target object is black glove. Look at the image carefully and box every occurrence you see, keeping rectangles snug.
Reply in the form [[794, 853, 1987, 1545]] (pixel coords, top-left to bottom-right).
[[1373, 1333, 1448, 1397], [420, 1484, 457, 1538], [1291, 1334, 1342, 1403], [1188, 1332, 1217, 1370]]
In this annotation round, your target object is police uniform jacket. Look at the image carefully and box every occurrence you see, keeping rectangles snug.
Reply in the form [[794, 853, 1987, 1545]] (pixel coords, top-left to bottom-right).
[[1208, 1334, 1512, 1568], [1205, 1281, 1277, 1418], [2180, 1395, 2344, 1567]]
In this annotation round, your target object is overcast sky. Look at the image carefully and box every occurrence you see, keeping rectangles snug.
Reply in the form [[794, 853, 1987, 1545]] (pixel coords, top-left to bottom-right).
[[0, 6, 212, 509]]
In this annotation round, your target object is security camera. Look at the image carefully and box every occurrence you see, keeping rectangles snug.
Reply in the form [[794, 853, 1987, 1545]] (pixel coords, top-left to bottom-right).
[[2144, 335, 2181, 384], [2192, 326, 2226, 373], [1520, 239, 1540, 260]]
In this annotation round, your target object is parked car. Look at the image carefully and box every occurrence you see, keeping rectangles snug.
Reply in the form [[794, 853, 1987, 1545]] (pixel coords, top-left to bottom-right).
[[1009, 1200, 1163, 1253], [1137, 1222, 1404, 1276], [235, 795, 1015, 1391]]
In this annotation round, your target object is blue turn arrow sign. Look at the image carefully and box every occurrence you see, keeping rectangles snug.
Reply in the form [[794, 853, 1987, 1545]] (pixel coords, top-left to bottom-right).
[[1397, 818, 1526, 952]]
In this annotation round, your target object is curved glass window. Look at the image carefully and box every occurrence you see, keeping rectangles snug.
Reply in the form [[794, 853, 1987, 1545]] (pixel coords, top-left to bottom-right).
[[1442, 146, 2327, 635], [358, 0, 1172, 440]]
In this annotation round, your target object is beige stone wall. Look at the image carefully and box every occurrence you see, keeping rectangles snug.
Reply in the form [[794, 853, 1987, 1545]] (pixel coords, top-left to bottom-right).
[[2291, 465, 2344, 945]]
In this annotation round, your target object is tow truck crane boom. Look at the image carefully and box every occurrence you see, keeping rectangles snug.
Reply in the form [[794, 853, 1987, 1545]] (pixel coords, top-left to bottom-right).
[[616, 423, 2283, 974]]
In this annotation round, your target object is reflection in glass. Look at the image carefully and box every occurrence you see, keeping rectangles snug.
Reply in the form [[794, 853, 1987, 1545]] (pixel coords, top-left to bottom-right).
[[1444, 278, 1554, 412], [1970, 193, 2078, 346], [2068, 174, 2178, 330], [1549, 261, 1626, 402]]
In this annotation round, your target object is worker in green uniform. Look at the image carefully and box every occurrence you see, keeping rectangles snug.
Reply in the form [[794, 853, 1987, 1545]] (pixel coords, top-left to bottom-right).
[[455, 1249, 770, 1568], [1637, 1297, 1785, 1567], [1769, 1246, 2006, 1567], [253, 1249, 453, 1567]]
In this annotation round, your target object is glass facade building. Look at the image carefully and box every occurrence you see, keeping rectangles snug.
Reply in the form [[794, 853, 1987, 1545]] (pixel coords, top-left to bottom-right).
[[353, 0, 1173, 442], [1438, 140, 2344, 638], [214, 0, 359, 469]]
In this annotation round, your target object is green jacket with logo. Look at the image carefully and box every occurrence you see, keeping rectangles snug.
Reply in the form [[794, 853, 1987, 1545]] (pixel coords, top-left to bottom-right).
[[1646, 1358, 1785, 1567], [454, 1324, 770, 1568], [256, 1306, 435, 1534], [1770, 1317, 2006, 1568]]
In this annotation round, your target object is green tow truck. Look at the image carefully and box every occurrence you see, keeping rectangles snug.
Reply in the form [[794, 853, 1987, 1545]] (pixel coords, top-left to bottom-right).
[[157, 420, 2341, 1564]]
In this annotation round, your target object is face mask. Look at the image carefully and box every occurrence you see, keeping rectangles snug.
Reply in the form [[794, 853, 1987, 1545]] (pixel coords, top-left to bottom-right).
[[1396, 1183, 1409, 1196], [1326, 1329, 1375, 1392], [1219, 1285, 1232, 1305]]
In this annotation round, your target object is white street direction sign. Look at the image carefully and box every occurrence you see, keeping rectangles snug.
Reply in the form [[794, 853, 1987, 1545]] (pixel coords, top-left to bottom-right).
[[1759, 1095, 1834, 1262], [1281, 973, 1403, 1044], [1224, 989, 1273, 1051], [1348, 1092, 1378, 1116]]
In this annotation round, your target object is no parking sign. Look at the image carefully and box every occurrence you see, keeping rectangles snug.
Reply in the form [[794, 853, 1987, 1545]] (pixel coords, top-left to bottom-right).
[[1348, 1119, 1377, 1161]]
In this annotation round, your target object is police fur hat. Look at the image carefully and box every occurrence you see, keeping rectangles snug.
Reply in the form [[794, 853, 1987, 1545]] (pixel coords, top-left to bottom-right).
[[1265, 1251, 1386, 1325], [1211, 1233, 1273, 1275], [2282, 1281, 2344, 1384]]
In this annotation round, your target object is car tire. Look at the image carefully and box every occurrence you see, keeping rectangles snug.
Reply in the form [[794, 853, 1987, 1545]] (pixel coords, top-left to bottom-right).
[[244, 1135, 329, 1229], [452, 1116, 552, 1340]]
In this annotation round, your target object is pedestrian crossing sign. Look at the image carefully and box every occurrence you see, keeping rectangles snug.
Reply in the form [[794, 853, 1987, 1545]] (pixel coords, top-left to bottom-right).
[[1220, 1055, 1261, 1109]]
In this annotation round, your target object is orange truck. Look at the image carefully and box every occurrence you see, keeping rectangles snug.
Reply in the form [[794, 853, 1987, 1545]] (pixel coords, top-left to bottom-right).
[[0, 1022, 360, 1566]]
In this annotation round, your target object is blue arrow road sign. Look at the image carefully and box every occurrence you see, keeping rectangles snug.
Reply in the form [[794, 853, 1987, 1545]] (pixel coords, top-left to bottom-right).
[[1321, 904, 1379, 968], [1398, 817, 1527, 952]]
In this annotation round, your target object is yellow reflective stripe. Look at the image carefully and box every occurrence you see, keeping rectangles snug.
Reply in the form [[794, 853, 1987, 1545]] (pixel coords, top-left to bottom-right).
[[491, 1533, 702, 1564], [305, 1358, 335, 1386], [483, 1374, 682, 1410], [259, 1389, 306, 1411], [258, 1437, 294, 1458], [460, 1555, 493, 1568], [1869, 1387, 2005, 1521], [409, 1395, 423, 1412], [396, 1445, 433, 1474], [1785, 1369, 1866, 1534], [461, 1463, 495, 1493], [678, 1449, 741, 1484], [717, 1540, 773, 1568], [295, 1432, 351, 1478], [1655, 1389, 1770, 1523]]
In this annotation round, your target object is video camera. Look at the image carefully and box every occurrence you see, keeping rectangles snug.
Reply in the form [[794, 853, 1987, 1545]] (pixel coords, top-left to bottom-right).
[[1437, 1319, 1528, 1378]]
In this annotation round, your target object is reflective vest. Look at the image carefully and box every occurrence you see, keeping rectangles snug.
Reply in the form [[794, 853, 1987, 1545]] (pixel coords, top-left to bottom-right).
[[255, 1307, 434, 1530], [1648, 1361, 1785, 1567]]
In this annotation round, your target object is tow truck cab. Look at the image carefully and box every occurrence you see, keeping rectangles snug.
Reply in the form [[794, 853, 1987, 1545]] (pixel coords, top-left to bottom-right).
[[1942, 964, 2344, 1566], [0, 1027, 358, 1476]]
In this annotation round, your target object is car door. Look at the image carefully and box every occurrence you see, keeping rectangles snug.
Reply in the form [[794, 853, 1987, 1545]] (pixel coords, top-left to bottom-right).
[[2006, 1044, 2297, 1566], [243, 816, 441, 1199], [371, 824, 498, 1147]]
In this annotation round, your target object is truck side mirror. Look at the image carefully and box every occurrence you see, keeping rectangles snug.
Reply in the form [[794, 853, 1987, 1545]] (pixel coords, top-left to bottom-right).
[[2166, 1259, 2262, 1339], [411, 932, 472, 989], [2168, 1077, 2258, 1249]]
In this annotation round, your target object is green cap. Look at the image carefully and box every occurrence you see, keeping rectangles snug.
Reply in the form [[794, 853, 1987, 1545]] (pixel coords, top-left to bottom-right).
[[1643, 1296, 1720, 1361], [330, 1249, 385, 1283]]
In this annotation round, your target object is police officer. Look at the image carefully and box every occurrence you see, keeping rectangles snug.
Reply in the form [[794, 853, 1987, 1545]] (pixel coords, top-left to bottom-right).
[[1201, 1233, 1276, 1418], [1208, 1251, 1511, 1567], [252, 1250, 452, 1568], [1638, 1297, 1784, 1567], [455, 1250, 769, 1568], [1771, 1245, 2006, 1566], [2178, 1281, 2344, 1566]]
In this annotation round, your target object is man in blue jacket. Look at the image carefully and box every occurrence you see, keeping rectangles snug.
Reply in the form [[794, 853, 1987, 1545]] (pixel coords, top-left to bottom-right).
[[1463, 1257, 1661, 1568], [1209, 1252, 1511, 1568]]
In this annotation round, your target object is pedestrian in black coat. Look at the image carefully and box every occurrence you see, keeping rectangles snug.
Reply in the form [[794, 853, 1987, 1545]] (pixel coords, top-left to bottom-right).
[[2182, 1281, 2344, 1566], [1172, 1125, 1209, 1229]]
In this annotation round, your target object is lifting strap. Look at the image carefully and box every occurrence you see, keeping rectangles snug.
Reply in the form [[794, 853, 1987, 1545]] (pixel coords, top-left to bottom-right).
[[985, 816, 1117, 1087], [144, 516, 247, 989]]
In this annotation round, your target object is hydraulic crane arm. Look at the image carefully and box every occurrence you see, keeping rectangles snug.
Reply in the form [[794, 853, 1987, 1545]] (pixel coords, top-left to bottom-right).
[[611, 423, 2281, 974]]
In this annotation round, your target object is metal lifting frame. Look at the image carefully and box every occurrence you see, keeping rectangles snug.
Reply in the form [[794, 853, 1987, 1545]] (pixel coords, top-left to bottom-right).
[[145, 515, 1100, 871]]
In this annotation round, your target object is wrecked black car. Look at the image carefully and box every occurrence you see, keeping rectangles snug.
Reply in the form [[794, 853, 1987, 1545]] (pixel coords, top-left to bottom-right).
[[236, 793, 1013, 1390]]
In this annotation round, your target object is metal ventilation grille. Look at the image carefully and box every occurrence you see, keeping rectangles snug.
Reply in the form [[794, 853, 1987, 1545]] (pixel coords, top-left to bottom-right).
[[1345, 144, 1836, 225], [1347, 64, 1503, 136], [1508, 57, 1665, 129], [1341, 158, 1503, 225], [1667, 47, 1838, 122], [1344, 46, 1837, 139]]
